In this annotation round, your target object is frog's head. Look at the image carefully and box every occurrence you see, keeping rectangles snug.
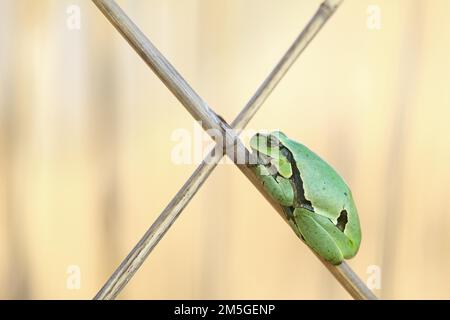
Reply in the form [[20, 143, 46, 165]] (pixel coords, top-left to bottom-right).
[[250, 132, 293, 178], [250, 132, 279, 156]]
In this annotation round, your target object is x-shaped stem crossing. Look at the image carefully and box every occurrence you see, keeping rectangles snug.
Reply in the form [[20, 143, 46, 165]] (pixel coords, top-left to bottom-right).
[[92, 0, 377, 300]]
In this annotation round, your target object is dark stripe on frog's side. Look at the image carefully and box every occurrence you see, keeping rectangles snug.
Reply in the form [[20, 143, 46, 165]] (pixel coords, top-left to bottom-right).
[[279, 146, 314, 212]]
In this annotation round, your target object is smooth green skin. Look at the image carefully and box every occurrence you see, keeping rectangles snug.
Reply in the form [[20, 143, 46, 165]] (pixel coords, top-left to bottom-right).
[[250, 131, 361, 265]]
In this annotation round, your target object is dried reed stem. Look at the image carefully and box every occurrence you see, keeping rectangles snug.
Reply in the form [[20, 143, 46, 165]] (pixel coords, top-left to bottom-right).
[[92, 0, 377, 300]]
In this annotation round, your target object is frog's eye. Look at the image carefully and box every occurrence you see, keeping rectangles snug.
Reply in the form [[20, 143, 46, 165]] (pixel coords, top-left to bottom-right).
[[267, 135, 280, 148]]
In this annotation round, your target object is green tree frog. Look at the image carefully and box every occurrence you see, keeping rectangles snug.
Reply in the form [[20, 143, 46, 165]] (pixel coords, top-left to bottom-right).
[[250, 131, 361, 264]]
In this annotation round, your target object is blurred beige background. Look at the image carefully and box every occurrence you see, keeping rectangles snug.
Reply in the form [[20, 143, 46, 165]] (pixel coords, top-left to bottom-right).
[[1, 0, 449, 299]]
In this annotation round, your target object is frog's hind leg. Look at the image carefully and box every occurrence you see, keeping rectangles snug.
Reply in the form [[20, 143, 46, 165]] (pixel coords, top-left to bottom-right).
[[292, 208, 345, 265]]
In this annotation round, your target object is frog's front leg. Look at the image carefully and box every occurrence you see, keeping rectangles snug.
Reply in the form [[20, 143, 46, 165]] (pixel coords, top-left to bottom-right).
[[291, 208, 357, 265], [253, 165, 294, 207]]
